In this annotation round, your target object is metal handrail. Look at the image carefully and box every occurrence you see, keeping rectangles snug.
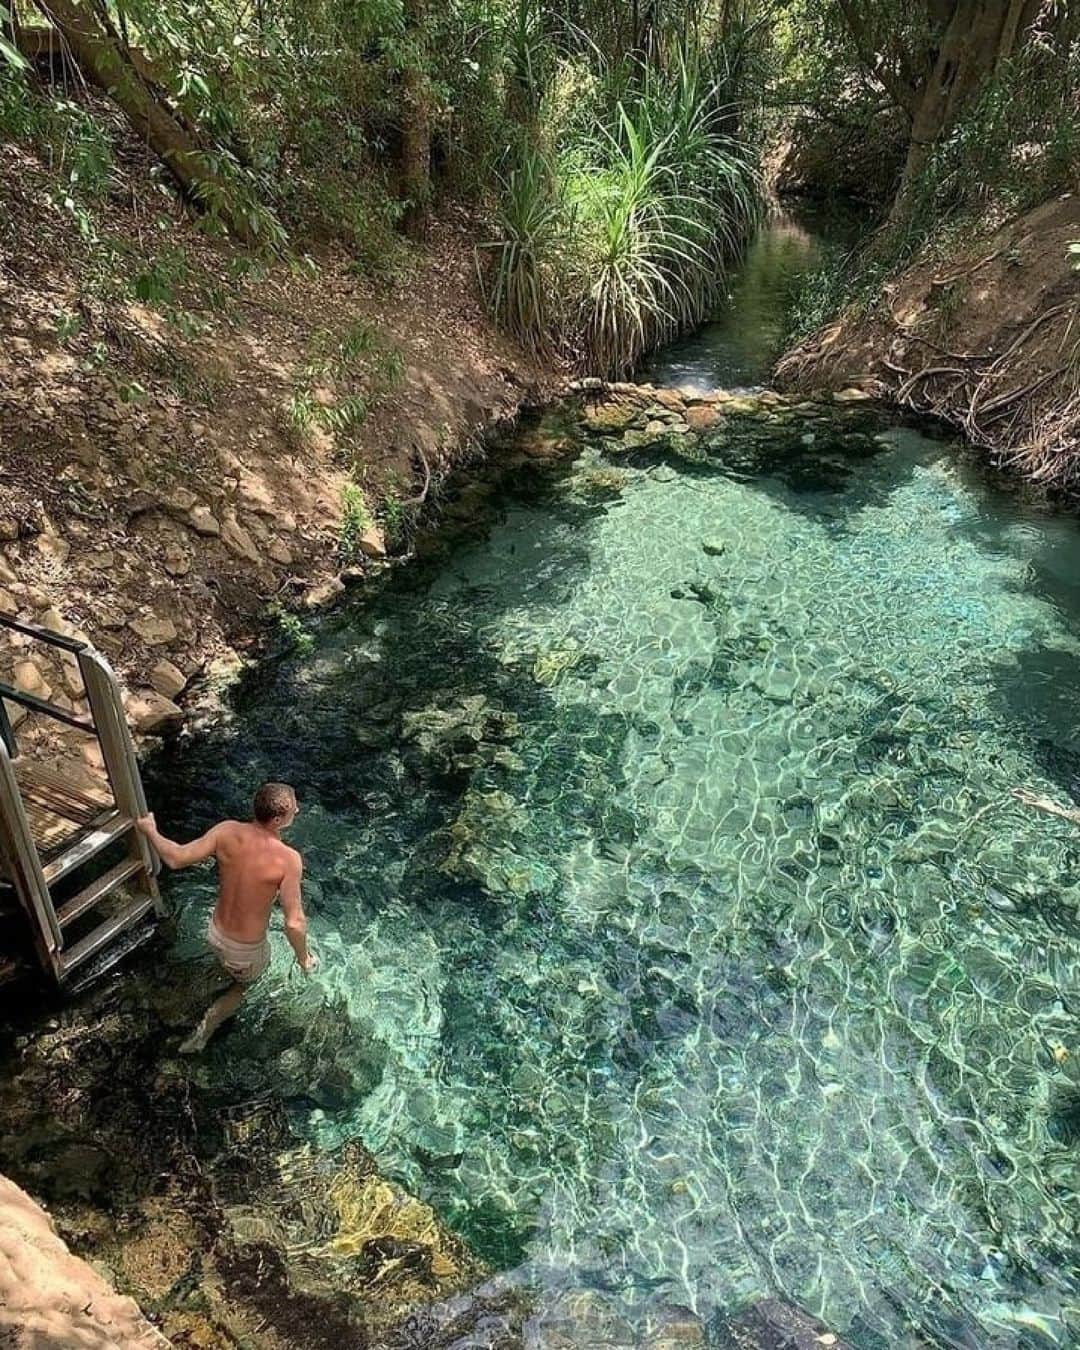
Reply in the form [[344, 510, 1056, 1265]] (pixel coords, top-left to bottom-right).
[[0, 611, 87, 654], [0, 682, 95, 733], [0, 612, 96, 756]]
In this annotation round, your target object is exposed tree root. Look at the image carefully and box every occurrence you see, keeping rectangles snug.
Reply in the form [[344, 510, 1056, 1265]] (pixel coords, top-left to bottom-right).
[[777, 202, 1080, 490]]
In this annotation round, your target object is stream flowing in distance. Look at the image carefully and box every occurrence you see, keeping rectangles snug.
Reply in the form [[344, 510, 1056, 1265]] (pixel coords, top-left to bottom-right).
[[152, 211, 1080, 1347]]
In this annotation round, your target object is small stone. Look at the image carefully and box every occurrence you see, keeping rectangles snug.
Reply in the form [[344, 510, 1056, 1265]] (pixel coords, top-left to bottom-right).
[[239, 477, 275, 515], [702, 539, 726, 556], [35, 534, 71, 564], [358, 525, 387, 560], [128, 613, 178, 645], [187, 506, 221, 537], [85, 550, 115, 571], [19, 585, 51, 610], [163, 547, 192, 578], [0, 519, 19, 542], [653, 388, 686, 412], [685, 404, 720, 431], [126, 689, 183, 735], [0, 554, 15, 584], [303, 577, 345, 609], [150, 658, 187, 699], [163, 486, 197, 513], [834, 386, 873, 402], [40, 607, 73, 637], [81, 739, 105, 772], [61, 659, 84, 700], [267, 538, 293, 566], [220, 514, 261, 563], [0, 588, 16, 612], [14, 660, 51, 700]]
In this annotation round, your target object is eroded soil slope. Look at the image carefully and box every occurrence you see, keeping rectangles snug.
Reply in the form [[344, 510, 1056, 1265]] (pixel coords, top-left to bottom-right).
[[0, 138, 548, 763], [777, 195, 1080, 486]]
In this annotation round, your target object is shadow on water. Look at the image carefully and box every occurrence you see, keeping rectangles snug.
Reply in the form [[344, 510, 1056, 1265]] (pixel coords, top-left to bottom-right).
[[605, 409, 935, 529]]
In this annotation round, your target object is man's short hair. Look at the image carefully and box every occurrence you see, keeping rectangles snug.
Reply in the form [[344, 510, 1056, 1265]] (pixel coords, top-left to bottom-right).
[[253, 782, 296, 823]]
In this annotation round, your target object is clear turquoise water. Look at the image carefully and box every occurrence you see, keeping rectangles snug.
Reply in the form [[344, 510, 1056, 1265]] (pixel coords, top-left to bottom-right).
[[155, 403, 1080, 1348]]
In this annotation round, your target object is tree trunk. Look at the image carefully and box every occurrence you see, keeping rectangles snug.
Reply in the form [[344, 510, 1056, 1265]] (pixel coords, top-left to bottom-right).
[[399, 0, 432, 241], [32, 0, 255, 242], [888, 0, 1041, 225]]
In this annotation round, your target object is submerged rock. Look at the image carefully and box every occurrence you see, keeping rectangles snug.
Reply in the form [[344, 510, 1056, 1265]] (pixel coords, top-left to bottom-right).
[[713, 1297, 851, 1349], [402, 693, 521, 778]]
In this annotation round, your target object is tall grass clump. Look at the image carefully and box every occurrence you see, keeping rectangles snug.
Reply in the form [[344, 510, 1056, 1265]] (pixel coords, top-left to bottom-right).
[[479, 142, 569, 353], [479, 33, 762, 377]]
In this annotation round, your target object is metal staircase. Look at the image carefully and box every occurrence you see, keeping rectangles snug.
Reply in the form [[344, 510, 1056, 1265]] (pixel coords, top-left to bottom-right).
[[0, 612, 163, 987]]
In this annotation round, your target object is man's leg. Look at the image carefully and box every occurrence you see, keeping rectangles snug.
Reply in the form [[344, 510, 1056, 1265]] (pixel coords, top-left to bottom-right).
[[179, 981, 248, 1055]]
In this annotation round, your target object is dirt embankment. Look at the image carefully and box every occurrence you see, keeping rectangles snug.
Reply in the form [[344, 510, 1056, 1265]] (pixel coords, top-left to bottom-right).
[[777, 194, 1080, 486], [0, 139, 551, 770]]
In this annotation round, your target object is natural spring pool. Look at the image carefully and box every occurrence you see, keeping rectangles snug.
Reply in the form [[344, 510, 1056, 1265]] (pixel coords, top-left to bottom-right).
[[145, 372, 1080, 1346]]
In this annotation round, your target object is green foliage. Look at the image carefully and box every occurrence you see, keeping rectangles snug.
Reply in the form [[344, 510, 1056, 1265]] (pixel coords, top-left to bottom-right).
[[782, 7, 1079, 339], [480, 143, 569, 352], [339, 482, 373, 563], [0, 6, 26, 72], [271, 604, 315, 657], [480, 29, 762, 376], [287, 319, 404, 448]]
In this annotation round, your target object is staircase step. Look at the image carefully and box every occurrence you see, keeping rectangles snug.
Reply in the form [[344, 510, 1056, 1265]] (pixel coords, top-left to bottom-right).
[[64, 914, 158, 995], [55, 856, 146, 928], [57, 895, 156, 978], [43, 811, 132, 886]]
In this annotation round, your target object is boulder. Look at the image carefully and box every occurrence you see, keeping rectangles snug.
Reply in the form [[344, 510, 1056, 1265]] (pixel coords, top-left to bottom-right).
[[583, 401, 640, 433], [128, 614, 178, 646], [39, 607, 74, 638], [125, 690, 183, 736], [653, 388, 686, 412], [267, 538, 293, 566], [149, 659, 186, 700], [163, 486, 197, 514]]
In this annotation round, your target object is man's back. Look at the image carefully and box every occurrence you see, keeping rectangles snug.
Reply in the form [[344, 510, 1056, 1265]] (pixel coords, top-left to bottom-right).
[[214, 820, 297, 941], [136, 781, 312, 1054]]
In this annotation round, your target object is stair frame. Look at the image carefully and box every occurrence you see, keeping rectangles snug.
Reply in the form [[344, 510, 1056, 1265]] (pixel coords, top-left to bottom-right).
[[0, 613, 163, 984]]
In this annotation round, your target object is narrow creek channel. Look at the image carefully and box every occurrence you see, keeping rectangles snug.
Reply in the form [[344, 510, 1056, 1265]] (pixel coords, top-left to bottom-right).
[[5, 211, 1080, 1348]]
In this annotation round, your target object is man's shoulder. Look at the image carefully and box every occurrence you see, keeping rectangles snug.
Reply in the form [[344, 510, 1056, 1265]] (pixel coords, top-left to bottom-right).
[[276, 840, 303, 869]]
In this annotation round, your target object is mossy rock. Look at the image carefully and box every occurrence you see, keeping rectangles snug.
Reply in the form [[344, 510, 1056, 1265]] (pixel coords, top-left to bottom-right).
[[583, 400, 642, 432]]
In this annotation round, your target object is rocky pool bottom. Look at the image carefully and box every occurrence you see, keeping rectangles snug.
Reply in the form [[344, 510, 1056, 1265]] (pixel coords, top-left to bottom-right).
[[2, 383, 1080, 1350]]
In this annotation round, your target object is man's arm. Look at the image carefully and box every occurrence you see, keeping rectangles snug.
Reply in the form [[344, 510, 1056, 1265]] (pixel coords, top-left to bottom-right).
[[279, 850, 315, 972], [135, 813, 223, 869]]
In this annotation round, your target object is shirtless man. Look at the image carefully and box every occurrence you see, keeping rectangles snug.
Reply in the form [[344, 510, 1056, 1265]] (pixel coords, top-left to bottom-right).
[[136, 782, 316, 1054]]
